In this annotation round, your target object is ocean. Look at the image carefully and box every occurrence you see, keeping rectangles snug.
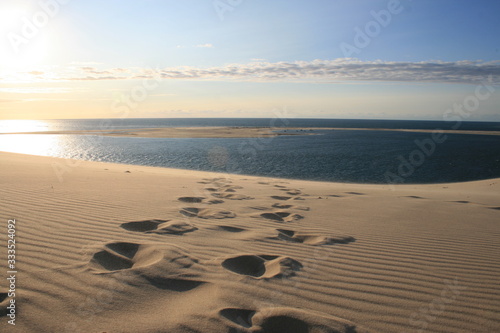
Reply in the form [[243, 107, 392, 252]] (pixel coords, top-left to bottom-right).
[[1, 118, 500, 184]]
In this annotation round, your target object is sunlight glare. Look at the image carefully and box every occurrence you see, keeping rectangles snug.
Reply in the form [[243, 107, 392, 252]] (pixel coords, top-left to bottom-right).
[[0, 120, 49, 134], [0, 134, 64, 157], [0, 2, 55, 76]]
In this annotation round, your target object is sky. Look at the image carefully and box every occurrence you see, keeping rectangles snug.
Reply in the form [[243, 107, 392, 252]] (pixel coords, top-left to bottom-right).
[[0, 0, 499, 120]]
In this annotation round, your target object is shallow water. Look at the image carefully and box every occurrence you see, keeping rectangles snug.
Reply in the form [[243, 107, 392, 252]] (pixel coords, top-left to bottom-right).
[[1, 118, 500, 184]]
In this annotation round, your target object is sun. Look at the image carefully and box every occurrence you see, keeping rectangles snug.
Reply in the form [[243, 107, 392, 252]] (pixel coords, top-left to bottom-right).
[[0, 3, 55, 80]]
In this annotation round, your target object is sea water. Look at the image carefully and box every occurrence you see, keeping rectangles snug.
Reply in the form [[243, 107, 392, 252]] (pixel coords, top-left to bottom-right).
[[1, 118, 499, 184]]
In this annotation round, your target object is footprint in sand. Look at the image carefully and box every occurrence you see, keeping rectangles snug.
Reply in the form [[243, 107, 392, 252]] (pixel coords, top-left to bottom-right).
[[249, 206, 271, 211], [212, 192, 253, 200], [405, 195, 426, 199], [140, 276, 205, 292], [218, 184, 243, 191], [90, 242, 195, 273], [250, 205, 309, 212], [120, 219, 197, 235], [89, 242, 163, 272], [270, 195, 292, 201], [180, 207, 236, 219], [255, 212, 304, 223], [178, 196, 224, 204], [219, 307, 371, 333], [89, 242, 206, 291], [198, 177, 226, 183], [279, 188, 303, 196], [271, 195, 305, 201], [207, 199, 225, 204], [222, 254, 302, 279], [215, 225, 247, 233], [274, 229, 356, 245], [178, 196, 205, 203], [198, 177, 231, 186], [271, 203, 310, 211], [0, 293, 8, 317]]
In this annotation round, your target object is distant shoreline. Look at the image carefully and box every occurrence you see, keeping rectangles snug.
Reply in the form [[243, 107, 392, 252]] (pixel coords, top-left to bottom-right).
[[3, 126, 500, 138]]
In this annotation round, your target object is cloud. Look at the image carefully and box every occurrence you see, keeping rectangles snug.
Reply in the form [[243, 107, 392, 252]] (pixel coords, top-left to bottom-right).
[[0, 87, 74, 94], [17, 59, 500, 84], [80, 67, 114, 75], [67, 76, 123, 81], [70, 61, 103, 66], [154, 59, 500, 84], [177, 44, 214, 49], [0, 99, 21, 103]]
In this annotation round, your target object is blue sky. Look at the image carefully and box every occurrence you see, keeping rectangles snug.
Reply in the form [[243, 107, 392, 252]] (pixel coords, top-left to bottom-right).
[[0, 0, 499, 120]]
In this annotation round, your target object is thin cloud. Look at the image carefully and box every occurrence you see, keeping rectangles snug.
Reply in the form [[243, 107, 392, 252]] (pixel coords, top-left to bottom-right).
[[177, 44, 214, 48], [81, 67, 113, 75], [0, 87, 74, 94], [17, 59, 500, 84], [0, 99, 21, 103], [154, 59, 500, 84]]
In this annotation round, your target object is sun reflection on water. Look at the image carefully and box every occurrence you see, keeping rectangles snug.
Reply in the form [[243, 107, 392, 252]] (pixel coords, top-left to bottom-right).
[[0, 120, 50, 134], [0, 134, 65, 157]]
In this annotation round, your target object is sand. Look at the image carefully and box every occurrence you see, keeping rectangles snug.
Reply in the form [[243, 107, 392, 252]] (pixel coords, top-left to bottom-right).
[[0, 151, 499, 332], [4, 126, 500, 138], [2, 127, 313, 138]]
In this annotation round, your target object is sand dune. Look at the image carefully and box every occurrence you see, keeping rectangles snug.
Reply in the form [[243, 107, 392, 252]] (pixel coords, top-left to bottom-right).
[[1, 151, 499, 332]]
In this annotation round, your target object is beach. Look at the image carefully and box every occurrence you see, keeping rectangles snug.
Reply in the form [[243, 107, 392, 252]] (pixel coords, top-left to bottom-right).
[[5, 126, 500, 138], [1, 151, 499, 332], [1, 0, 499, 330]]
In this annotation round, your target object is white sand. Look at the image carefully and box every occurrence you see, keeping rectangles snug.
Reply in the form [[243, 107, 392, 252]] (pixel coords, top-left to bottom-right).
[[0, 152, 499, 332]]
